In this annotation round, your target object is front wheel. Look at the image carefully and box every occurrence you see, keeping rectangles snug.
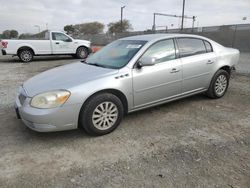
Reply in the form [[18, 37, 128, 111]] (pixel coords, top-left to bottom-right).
[[206, 69, 230, 99], [79, 93, 124, 136], [75, 47, 88, 59]]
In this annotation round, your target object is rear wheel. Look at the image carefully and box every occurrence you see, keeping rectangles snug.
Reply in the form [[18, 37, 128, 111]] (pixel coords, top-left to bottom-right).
[[18, 49, 33, 63], [75, 47, 88, 59], [79, 93, 124, 136], [206, 69, 230, 99]]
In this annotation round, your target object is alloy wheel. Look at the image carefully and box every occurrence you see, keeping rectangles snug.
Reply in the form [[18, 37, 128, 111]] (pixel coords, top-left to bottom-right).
[[92, 101, 118, 130], [215, 75, 228, 96]]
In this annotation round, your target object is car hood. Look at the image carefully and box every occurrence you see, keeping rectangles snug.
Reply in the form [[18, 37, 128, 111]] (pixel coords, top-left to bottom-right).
[[23, 62, 118, 97]]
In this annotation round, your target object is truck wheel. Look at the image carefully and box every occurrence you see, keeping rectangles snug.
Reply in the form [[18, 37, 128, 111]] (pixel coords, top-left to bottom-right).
[[18, 49, 33, 63], [79, 93, 124, 136], [206, 69, 230, 99], [76, 47, 88, 59]]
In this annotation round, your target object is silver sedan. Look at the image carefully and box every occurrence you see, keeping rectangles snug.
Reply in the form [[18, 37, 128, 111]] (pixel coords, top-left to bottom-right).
[[15, 34, 240, 136]]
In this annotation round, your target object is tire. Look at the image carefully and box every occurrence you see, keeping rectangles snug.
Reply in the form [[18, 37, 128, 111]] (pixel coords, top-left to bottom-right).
[[206, 69, 230, 99], [75, 47, 88, 59], [18, 49, 33, 63], [79, 93, 124, 136]]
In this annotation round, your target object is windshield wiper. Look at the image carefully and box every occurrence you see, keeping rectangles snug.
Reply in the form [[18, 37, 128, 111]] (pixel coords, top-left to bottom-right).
[[81, 60, 102, 67], [87, 63, 107, 68], [82, 61, 117, 69]]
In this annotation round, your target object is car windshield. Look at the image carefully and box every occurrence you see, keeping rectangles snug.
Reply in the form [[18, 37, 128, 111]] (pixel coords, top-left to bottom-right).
[[86, 40, 147, 69]]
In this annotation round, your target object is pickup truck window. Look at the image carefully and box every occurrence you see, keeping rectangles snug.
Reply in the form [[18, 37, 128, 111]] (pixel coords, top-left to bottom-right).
[[52, 33, 72, 42]]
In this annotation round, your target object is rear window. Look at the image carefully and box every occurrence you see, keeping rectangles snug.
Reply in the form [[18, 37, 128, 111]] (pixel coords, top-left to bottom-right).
[[177, 38, 207, 58]]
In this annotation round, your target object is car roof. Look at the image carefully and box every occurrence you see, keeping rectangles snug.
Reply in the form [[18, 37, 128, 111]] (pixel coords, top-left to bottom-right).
[[120, 33, 208, 42]]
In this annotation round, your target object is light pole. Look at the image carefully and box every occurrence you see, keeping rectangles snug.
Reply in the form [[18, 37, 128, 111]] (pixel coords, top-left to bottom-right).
[[181, 0, 186, 30], [121, 6, 126, 32], [34, 25, 41, 33]]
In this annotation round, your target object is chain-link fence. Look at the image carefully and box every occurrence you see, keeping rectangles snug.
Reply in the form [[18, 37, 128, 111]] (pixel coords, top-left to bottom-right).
[[80, 24, 250, 52]]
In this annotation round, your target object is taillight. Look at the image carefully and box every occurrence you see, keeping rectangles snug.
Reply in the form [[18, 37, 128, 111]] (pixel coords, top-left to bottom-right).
[[1, 41, 8, 48]]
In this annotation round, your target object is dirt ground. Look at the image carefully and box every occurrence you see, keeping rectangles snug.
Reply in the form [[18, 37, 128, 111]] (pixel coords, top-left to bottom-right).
[[0, 55, 249, 188]]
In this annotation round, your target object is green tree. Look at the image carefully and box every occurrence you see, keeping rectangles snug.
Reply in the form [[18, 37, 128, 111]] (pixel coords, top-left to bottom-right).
[[108, 19, 133, 34], [64, 25, 75, 35], [19, 33, 30, 39], [10, 30, 18, 38], [2, 30, 11, 39], [2, 30, 19, 39], [74, 22, 105, 35]]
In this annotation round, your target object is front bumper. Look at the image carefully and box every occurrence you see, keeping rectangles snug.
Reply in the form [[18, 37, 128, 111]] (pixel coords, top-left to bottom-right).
[[15, 87, 81, 132]]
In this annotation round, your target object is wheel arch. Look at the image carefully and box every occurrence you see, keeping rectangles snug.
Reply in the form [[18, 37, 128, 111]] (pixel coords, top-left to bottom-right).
[[78, 89, 128, 128], [218, 65, 231, 75], [17, 46, 35, 56]]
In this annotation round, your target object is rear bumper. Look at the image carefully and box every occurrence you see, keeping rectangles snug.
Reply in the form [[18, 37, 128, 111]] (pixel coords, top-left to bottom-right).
[[1, 49, 6, 55]]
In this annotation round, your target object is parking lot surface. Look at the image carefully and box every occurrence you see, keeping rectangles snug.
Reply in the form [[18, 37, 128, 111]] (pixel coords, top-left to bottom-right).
[[0, 55, 249, 188]]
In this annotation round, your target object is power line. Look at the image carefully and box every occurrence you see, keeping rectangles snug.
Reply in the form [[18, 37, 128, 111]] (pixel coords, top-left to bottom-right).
[[152, 12, 196, 31]]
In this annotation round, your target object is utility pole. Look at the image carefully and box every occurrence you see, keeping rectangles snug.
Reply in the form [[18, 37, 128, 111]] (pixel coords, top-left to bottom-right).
[[121, 6, 126, 33], [153, 13, 156, 31], [181, 0, 186, 30], [192, 16, 196, 31]]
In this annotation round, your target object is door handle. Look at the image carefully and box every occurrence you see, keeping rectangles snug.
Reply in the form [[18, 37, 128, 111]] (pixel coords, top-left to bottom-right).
[[207, 60, 214, 64], [170, 68, 180, 73], [55, 42, 60, 44]]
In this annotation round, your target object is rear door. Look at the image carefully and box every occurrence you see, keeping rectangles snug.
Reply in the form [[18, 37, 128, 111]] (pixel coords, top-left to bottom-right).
[[176, 37, 216, 93], [51, 32, 75, 54], [132, 39, 182, 108]]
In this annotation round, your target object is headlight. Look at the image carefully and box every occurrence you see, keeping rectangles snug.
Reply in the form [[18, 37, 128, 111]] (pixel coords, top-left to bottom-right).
[[30, 90, 71, 109]]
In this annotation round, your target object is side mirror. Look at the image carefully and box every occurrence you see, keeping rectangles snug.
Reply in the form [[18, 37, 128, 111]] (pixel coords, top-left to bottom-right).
[[137, 57, 156, 68]]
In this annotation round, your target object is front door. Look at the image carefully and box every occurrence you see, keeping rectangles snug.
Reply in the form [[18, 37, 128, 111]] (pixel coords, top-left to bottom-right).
[[51, 32, 74, 54], [132, 39, 182, 108]]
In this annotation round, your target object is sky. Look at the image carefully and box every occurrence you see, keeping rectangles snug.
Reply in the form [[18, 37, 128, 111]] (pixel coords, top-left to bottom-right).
[[0, 0, 249, 34]]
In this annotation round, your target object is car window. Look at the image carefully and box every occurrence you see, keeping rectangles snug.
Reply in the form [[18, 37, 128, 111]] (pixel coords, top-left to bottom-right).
[[52, 33, 71, 42], [177, 38, 207, 57], [86, 40, 147, 69], [141, 39, 176, 64], [204, 40, 213, 52]]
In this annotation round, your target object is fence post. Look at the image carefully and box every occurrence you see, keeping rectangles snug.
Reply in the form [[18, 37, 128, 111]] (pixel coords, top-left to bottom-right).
[[232, 25, 237, 48]]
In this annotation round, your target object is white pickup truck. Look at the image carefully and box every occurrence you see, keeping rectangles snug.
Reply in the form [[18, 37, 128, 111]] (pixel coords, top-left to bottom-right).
[[1, 31, 91, 62]]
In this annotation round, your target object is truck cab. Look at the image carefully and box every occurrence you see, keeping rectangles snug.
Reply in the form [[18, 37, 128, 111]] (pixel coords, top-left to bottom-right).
[[1, 31, 91, 62]]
